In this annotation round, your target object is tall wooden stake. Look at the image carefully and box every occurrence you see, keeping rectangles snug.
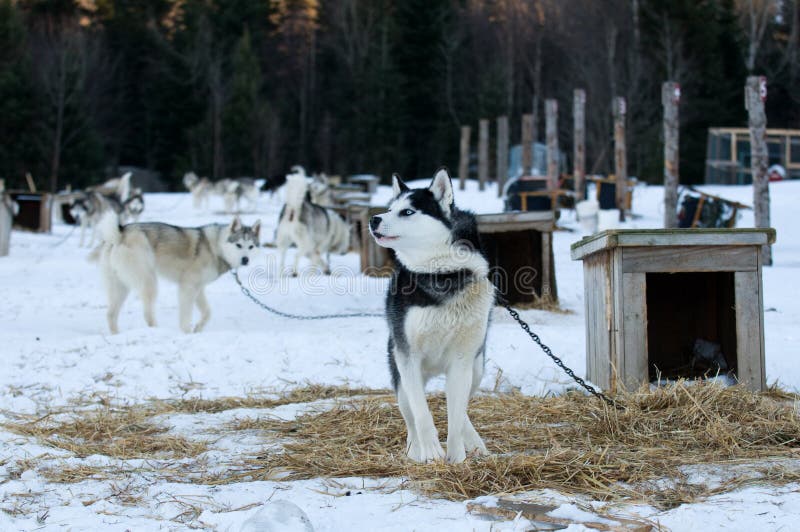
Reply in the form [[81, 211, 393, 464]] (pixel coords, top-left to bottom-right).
[[613, 96, 627, 222], [746, 76, 772, 265], [478, 119, 489, 192], [545, 99, 559, 190], [521, 114, 534, 175], [459, 125, 471, 191], [496, 115, 509, 197], [662, 82, 680, 228], [573, 89, 586, 200]]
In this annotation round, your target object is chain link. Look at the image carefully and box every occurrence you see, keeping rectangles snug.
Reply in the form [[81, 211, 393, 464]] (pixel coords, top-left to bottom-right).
[[231, 269, 384, 320], [502, 303, 621, 409]]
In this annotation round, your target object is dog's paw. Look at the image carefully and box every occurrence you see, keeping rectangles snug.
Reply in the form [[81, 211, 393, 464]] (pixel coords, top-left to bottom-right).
[[408, 438, 445, 463], [463, 430, 488, 457]]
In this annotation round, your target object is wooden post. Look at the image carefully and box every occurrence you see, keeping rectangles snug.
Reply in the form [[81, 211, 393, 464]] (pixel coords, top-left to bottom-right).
[[496, 116, 509, 197], [745, 76, 772, 265], [521, 114, 534, 175], [545, 99, 559, 191], [459, 125, 471, 191], [613, 97, 627, 222], [0, 180, 11, 257], [573, 89, 586, 200], [662, 82, 680, 229], [478, 118, 489, 192]]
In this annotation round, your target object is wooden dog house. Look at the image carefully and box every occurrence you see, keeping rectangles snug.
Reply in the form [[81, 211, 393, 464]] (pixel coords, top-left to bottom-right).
[[571, 229, 776, 392], [10, 191, 52, 232]]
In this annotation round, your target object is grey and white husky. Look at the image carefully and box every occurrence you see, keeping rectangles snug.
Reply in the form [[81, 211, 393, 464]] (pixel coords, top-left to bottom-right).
[[369, 168, 494, 464], [91, 214, 260, 334], [275, 170, 349, 275]]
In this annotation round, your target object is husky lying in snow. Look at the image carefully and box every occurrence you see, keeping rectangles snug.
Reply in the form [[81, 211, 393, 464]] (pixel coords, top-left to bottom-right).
[[91, 214, 260, 334], [369, 168, 494, 464], [275, 170, 349, 276]]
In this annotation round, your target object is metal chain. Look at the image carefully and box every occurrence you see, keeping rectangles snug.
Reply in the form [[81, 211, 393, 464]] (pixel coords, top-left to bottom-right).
[[231, 268, 620, 409], [231, 269, 383, 320], [502, 303, 621, 409]]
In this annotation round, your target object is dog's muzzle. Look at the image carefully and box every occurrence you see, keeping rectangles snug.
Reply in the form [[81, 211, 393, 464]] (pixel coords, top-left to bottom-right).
[[369, 215, 382, 232], [241, 257, 249, 266]]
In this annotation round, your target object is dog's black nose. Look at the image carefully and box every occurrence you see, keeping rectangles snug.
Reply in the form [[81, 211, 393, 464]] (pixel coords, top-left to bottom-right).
[[241, 257, 249, 266], [370, 215, 382, 232]]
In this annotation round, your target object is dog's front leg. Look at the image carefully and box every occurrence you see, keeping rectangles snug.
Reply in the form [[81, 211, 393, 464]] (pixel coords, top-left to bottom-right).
[[395, 355, 444, 462], [178, 284, 199, 333], [445, 357, 474, 463]]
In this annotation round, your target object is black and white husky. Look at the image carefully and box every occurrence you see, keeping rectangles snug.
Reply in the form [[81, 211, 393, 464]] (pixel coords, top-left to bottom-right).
[[369, 168, 494, 463]]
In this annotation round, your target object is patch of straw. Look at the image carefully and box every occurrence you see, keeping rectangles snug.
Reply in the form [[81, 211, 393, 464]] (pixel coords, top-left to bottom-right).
[[221, 382, 800, 508]]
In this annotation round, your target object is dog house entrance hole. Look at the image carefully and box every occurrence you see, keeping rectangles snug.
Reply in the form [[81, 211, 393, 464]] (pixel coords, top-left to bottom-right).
[[645, 272, 737, 381]]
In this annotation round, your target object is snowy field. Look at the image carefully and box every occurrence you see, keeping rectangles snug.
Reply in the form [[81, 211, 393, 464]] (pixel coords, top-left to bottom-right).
[[1, 179, 799, 530]]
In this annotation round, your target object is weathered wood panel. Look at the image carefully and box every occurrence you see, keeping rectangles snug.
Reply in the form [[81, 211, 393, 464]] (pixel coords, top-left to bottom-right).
[[478, 118, 489, 192], [734, 269, 766, 391], [622, 246, 757, 273], [613, 97, 627, 221], [621, 272, 648, 391]]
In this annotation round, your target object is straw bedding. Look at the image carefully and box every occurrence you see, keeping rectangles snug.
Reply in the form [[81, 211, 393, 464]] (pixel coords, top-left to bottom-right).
[[5, 382, 800, 508]]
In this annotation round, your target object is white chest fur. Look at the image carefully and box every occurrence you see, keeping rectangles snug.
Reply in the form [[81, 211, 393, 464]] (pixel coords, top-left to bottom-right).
[[403, 277, 493, 374]]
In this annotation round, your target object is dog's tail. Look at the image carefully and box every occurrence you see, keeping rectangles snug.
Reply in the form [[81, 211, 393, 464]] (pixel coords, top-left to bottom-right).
[[97, 211, 122, 245]]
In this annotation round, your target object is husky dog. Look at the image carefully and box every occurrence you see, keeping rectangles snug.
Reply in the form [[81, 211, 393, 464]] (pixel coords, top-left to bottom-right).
[[123, 188, 145, 222], [275, 170, 349, 276], [90, 172, 132, 203], [183, 172, 212, 210], [369, 168, 494, 464], [309, 172, 333, 206], [214, 178, 259, 213], [91, 214, 260, 334], [70, 191, 124, 247]]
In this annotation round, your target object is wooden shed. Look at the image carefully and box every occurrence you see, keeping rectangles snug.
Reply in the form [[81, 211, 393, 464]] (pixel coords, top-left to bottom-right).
[[354, 206, 558, 306], [571, 229, 776, 392]]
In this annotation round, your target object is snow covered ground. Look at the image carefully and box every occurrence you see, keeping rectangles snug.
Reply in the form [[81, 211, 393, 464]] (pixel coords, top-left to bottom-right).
[[0, 179, 799, 530]]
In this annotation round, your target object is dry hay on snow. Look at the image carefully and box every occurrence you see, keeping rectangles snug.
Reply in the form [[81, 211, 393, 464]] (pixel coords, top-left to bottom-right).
[[227, 382, 800, 508], [5, 383, 800, 509]]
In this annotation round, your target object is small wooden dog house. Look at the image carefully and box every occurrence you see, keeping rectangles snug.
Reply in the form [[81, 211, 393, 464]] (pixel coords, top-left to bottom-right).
[[571, 229, 776, 392]]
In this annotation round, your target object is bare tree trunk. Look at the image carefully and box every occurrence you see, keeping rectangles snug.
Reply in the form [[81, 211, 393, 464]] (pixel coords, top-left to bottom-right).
[[613, 96, 627, 222], [496, 115, 509, 197], [459, 125, 471, 191], [746, 75, 772, 265], [545, 99, 559, 191], [210, 57, 225, 179], [531, 38, 542, 144], [521, 114, 533, 175], [573, 89, 586, 199], [662, 82, 680, 228], [478, 119, 489, 192]]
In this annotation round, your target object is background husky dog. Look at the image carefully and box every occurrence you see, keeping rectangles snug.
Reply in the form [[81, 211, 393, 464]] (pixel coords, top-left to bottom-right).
[[123, 188, 145, 222], [369, 168, 494, 464], [275, 170, 349, 276], [183, 172, 212, 210], [91, 214, 260, 334], [214, 178, 259, 213], [70, 191, 125, 247]]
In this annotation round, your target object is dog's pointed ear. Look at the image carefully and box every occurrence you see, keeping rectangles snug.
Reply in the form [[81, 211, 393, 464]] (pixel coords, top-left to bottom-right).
[[230, 216, 242, 232], [429, 167, 454, 215], [251, 219, 261, 240], [392, 173, 409, 197]]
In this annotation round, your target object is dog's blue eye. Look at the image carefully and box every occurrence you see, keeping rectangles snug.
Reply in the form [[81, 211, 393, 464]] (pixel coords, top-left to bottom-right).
[[248, 245, 254, 249], [236, 244, 242, 248], [400, 209, 415, 217]]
